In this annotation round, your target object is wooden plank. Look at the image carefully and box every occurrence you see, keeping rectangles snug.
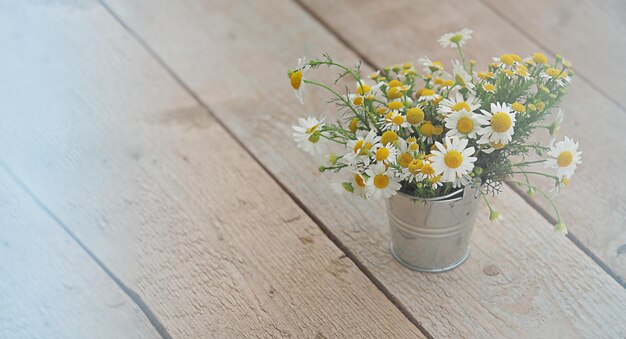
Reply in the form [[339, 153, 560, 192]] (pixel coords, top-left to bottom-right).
[[99, 0, 626, 337], [0, 1, 426, 338], [296, 0, 626, 284], [0, 170, 159, 338], [481, 0, 626, 108]]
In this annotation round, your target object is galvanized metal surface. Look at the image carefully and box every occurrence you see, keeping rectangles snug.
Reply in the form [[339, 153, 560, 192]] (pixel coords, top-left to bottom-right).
[[386, 187, 479, 272]]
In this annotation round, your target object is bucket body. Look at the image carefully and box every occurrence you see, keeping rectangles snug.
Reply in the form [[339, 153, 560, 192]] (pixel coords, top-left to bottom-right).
[[386, 187, 479, 272]]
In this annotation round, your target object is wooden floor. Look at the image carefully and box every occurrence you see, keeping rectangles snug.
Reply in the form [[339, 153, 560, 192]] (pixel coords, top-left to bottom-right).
[[1, 0, 625, 338]]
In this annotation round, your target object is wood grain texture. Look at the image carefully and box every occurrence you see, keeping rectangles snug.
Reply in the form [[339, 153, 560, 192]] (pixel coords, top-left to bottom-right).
[[0, 170, 159, 339], [481, 0, 626, 107], [297, 0, 626, 285], [0, 1, 425, 338], [101, 0, 626, 337]]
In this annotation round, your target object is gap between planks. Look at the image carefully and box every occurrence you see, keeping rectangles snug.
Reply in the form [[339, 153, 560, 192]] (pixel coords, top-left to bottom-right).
[[96, 0, 434, 337], [292, 0, 626, 290], [0, 161, 173, 339]]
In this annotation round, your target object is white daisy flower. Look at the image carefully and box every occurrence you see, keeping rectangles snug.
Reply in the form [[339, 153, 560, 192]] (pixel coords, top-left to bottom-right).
[[418, 121, 437, 144], [345, 79, 383, 106], [430, 137, 477, 186], [382, 112, 411, 132], [365, 163, 402, 199], [445, 110, 482, 139], [396, 139, 415, 169], [438, 92, 481, 117], [545, 136, 582, 179], [290, 57, 309, 104], [438, 28, 473, 48], [373, 143, 398, 165], [428, 175, 444, 189], [541, 67, 571, 87], [405, 158, 424, 183], [292, 117, 326, 155], [477, 102, 516, 146], [515, 65, 531, 80], [417, 159, 438, 182], [343, 130, 381, 165], [418, 88, 440, 102], [492, 54, 519, 69], [482, 82, 496, 93], [332, 170, 370, 199], [451, 60, 474, 91], [549, 109, 565, 144], [549, 177, 571, 197], [419, 56, 446, 74]]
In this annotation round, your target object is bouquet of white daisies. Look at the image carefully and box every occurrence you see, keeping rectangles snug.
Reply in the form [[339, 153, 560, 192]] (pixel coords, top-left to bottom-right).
[[288, 29, 581, 233]]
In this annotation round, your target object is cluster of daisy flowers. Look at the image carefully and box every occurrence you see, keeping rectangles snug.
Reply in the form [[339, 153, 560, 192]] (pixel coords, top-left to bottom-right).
[[288, 29, 582, 233]]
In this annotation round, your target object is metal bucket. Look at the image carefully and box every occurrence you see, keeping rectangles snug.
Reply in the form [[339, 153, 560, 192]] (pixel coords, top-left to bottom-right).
[[386, 186, 479, 272]]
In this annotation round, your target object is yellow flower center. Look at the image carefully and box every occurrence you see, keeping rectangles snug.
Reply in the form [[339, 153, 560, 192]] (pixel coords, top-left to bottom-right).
[[377, 107, 388, 115], [305, 124, 319, 134], [388, 79, 402, 87], [429, 61, 443, 72], [442, 79, 455, 87], [376, 147, 390, 161], [409, 143, 419, 151], [490, 142, 506, 150], [452, 101, 471, 112], [373, 174, 389, 189], [388, 101, 403, 110], [349, 118, 359, 133], [557, 151, 573, 167], [510, 54, 522, 63], [353, 140, 373, 155], [562, 178, 570, 186], [433, 126, 443, 135], [408, 159, 423, 174], [455, 73, 466, 87], [356, 83, 371, 95], [407, 137, 417, 143], [421, 89, 435, 97], [392, 114, 405, 126], [387, 87, 403, 99], [511, 102, 526, 113], [444, 150, 463, 168], [420, 123, 434, 137], [450, 34, 463, 43], [290, 70, 303, 90], [500, 54, 515, 66], [546, 68, 561, 78], [483, 83, 495, 92], [504, 69, 515, 77], [457, 117, 474, 134], [430, 175, 441, 184], [406, 107, 424, 124], [491, 112, 512, 133], [354, 174, 366, 188], [516, 67, 529, 77], [398, 153, 413, 168], [533, 53, 548, 65], [421, 163, 435, 175], [381, 130, 398, 145]]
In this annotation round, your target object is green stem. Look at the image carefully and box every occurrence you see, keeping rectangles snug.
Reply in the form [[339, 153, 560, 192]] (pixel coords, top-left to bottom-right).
[[508, 180, 561, 222], [513, 160, 546, 167], [511, 171, 559, 181]]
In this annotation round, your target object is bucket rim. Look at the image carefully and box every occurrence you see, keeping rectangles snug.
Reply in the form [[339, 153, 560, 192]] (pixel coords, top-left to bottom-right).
[[394, 187, 466, 202]]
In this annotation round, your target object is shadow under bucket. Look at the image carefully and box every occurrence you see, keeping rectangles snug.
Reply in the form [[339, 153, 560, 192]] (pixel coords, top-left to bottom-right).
[[386, 186, 480, 272]]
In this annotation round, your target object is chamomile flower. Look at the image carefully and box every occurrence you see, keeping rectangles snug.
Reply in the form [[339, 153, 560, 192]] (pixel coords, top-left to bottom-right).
[[343, 130, 381, 165], [347, 80, 382, 106], [549, 109, 565, 144], [419, 56, 445, 73], [545, 136, 582, 179], [477, 102, 516, 145], [292, 117, 326, 155], [332, 170, 370, 199], [417, 160, 438, 182], [429, 175, 444, 189], [289, 57, 308, 104], [438, 28, 473, 48], [365, 163, 402, 199], [492, 54, 518, 69], [451, 60, 474, 91], [395, 138, 415, 168], [419, 121, 437, 144], [382, 112, 411, 132], [549, 177, 571, 197], [482, 83, 495, 93], [430, 137, 477, 185], [418, 88, 440, 102], [445, 110, 482, 139], [373, 143, 398, 165], [406, 158, 424, 183], [541, 67, 571, 87], [438, 92, 481, 117]]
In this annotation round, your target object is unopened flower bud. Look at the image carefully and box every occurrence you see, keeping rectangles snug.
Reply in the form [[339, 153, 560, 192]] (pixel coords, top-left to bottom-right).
[[554, 222, 568, 234], [489, 210, 501, 222]]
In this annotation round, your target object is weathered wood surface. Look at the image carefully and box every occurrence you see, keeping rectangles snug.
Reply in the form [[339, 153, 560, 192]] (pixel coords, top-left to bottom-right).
[[101, 0, 626, 337], [0, 1, 426, 337], [482, 0, 626, 107], [297, 0, 626, 285], [0, 170, 159, 338]]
